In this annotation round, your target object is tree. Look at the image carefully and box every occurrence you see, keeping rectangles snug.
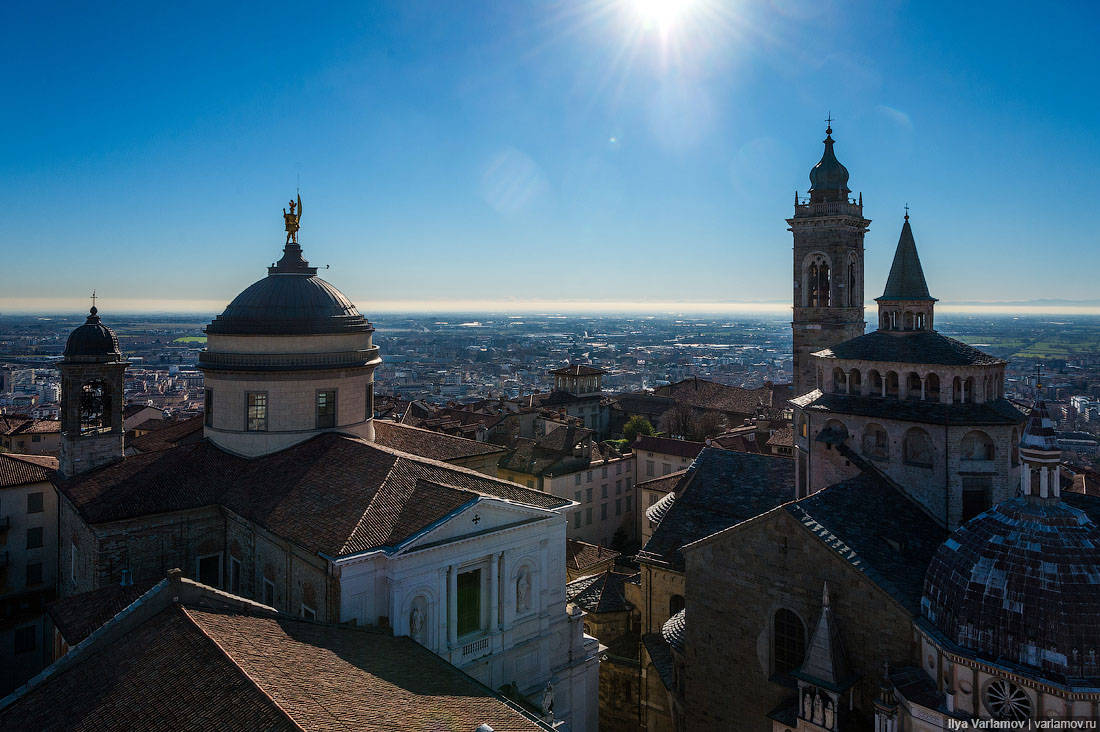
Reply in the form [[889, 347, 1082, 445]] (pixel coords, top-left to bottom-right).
[[623, 414, 655, 445]]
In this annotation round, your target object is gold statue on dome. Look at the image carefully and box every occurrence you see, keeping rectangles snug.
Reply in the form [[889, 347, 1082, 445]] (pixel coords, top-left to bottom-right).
[[283, 194, 302, 245]]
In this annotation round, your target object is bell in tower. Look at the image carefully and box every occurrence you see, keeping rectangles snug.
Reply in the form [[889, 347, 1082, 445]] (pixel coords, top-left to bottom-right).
[[58, 300, 127, 477]]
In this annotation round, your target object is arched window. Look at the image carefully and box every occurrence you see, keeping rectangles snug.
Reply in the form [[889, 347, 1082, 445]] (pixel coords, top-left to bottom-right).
[[848, 369, 861, 394], [885, 371, 900, 399], [952, 376, 963, 404], [832, 367, 846, 394], [847, 260, 857, 307], [669, 594, 685, 617], [965, 377, 975, 403], [773, 609, 806, 675], [79, 380, 110, 434], [906, 373, 922, 400], [805, 254, 831, 307], [879, 311, 889, 330], [926, 373, 941, 402], [868, 370, 883, 397], [903, 427, 934, 467], [915, 312, 926, 330], [961, 430, 995, 461], [904, 311, 914, 330], [862, 423, 889, 460]]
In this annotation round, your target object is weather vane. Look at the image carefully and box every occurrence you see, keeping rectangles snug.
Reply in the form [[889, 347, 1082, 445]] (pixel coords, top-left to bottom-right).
[[283, 194, 303, 245], [904, 203, 909, 221], [825, 111, 834, 132]]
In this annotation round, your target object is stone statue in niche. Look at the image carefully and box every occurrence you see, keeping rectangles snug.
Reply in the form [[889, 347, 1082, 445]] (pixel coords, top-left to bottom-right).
[[541, 681, 554, 716], [813, 691, 823, 725], [802, 690, 812, 719], [516, 567, 532, 613], [409, 596, 427, 643], [824, 698, 834, 729]]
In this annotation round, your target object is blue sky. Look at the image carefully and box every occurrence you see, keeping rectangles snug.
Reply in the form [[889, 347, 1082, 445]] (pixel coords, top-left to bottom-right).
[[3, 0, 1098, 314]]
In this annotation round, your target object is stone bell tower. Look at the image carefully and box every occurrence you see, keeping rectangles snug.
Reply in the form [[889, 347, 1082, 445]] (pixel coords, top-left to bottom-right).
[[790, 122, 869, 396], [58, 304, 127, 477]]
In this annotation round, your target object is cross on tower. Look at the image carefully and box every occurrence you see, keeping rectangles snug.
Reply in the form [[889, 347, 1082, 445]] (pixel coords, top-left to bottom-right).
[[904, 203, 909, 221], [90, 290, 97, 310]]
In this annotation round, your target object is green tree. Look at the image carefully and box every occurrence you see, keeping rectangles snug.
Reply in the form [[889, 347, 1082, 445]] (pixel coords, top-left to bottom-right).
[[623, 414, 655, 445]]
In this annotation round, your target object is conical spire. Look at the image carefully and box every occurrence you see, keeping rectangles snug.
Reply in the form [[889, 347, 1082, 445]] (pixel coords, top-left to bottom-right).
[[795, 582, 853, 689], [877, 216, 934, 301]]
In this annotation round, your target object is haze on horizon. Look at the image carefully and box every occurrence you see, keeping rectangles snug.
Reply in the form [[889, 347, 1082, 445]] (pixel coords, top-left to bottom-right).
[[3, 0, 1098, 315]]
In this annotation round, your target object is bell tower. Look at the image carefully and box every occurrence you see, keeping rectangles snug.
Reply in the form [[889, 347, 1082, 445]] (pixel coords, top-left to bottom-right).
[[58, 304, 127, 477], [789, 122, 869, 396]]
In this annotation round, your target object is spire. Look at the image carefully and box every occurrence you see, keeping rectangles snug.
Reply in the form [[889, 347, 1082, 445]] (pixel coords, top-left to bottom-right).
[[877, 215, 934, 301], [795, 582, 853, 689], [808, 122, 850, 203]]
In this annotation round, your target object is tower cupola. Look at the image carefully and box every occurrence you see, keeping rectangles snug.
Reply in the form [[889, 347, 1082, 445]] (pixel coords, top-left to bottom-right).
[[875, 213, 936, 332], [808, 124, 850, 204]]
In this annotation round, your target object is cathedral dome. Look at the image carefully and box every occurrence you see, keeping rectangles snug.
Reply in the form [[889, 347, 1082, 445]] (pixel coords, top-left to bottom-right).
[[808, 127, 850, 202], [206, 271, 370, 336], [921, 498, 1100, 680], [63, 307, 123, 361]]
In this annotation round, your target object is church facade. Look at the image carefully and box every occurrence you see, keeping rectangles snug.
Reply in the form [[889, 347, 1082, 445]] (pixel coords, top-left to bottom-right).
[[50, 203, 599, 731], [640, 126, 1100, 730]]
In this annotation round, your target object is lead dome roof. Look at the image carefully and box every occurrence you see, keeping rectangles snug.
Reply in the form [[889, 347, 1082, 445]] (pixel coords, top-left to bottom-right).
[[206, 242, 371, 336], [63, 308, 123, 361]]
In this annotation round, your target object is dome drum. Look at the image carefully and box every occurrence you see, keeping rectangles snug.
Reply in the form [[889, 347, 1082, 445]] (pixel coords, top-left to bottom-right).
[[198, 346, 380, 373]]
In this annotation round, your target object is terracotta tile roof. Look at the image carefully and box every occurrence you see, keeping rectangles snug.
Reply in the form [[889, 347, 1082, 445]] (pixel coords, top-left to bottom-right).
[[56, 433, 568, 557], [635, 470, 686, 495], [633, 435, 704, 459], [708, 430, 764, 454], [766, 427, 794, 447], [373, 419, 505, 461], [47, 581, 157, 646], [0, 417, 60, 436], [652, 378, 776, 416], [128, 414, 205, 453], [566, 539, 620, 573], [0, 453, 57, 487], [2, 602, 546, 731], [0, 605, 294, 731]]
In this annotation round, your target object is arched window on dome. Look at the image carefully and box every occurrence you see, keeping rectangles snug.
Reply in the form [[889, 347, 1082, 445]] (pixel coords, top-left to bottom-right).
[[773, 609, 806, 676], [862, 423, 889, 461], [868, 369, 883, 397], [903, 427, 934, 468], [961, 430, 995, 461]]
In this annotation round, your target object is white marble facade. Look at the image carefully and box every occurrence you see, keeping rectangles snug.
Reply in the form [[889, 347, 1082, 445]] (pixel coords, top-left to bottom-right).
[[335, 495, 600, 732]]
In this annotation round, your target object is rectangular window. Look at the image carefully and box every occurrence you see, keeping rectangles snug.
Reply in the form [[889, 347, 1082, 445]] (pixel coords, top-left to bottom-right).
[[662, 463, 672, 475], [26, 562, 43, 587], [316, 389, 336, 429], [649, 493, 658, 506], [601, 484, 608, 498], [573, 511, 581, 529], [31, 435, 40, 443], [615, 463, 621, 475], [13, 626, 35, 654], [229, 557, 241, 595], [574, 473, 581, 486], [26, 526, 43, 550], [301, 604, 316, 621], [365, 382, 374, 420], [197, 553, 222, 588], [601, 503, 608, 520], [616, 498, 622, 516], [626, 477, 632, 488], [601, 466, 608, 478], [646, 460, 654, 477], [204, 388, 214, 427], [27, 492, 43, 514], [586, 470, 593, 482], [574, 490, 582, 502], [457, 569, 482, 637], [961, 475, 993, 523], [625, 495, 632, 512], [263, 577, 276, 606], [585, 507, 592, 525], [615, 479, 622, 495], [246, 392, 267, 432], [586, 488, 593, 503]]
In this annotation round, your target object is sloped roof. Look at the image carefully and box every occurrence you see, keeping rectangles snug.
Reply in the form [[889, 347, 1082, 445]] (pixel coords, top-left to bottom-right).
[[651, 378, 776, 416], [812, 330, 1000, 366], [784, 473, 947, 613], [790, 390, 1024, 427], [128, 415, 205, 453], [56, 433, 567, 557], [793, 584, 855, 692], [633, 435, 704, 459], [566, 539, 620, 573], [566, 569, 637, 614], [0, 417, 60, 436], [877, 219, 934, 301], [373, 420, 505, 461], [3, 600, 545, 730], [0, 453, 57, 487], [638, 447, 794, 570], [47, 581, 156, 646], [550, 364, 606, 376]]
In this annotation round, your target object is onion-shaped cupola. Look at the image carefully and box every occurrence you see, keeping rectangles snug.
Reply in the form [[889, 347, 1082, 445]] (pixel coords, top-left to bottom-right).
[[808, 124, 851, 203]]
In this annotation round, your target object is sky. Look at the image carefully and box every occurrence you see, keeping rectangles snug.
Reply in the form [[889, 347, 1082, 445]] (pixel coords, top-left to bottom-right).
[[3, 0, 1099, 314]]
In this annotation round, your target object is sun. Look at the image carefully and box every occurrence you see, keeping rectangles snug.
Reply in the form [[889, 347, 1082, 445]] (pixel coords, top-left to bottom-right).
[[627, 0, 700, 32]]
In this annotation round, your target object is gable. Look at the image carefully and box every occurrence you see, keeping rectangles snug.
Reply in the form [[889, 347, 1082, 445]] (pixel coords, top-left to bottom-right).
[[398, 498, 556, 553]]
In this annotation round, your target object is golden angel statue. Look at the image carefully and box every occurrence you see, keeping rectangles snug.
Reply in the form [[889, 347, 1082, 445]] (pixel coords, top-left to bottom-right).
[[283, 194, 302, 245]]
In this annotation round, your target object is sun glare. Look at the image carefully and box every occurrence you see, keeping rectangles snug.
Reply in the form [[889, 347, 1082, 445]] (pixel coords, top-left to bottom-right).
[[628, 0, 699, 32]]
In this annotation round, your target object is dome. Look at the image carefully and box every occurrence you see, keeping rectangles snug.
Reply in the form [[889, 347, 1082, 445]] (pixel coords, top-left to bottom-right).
[[63, 307, 122, 361], [921, 497, 1100, 680], [808, 127, 850, 202], [206, 244, 371, 336]]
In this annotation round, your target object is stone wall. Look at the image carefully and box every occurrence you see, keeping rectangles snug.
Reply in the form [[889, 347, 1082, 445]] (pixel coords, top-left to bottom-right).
[[683, 509, 917, 731]]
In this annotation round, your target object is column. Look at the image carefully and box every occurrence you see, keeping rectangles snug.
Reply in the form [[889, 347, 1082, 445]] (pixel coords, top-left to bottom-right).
[[881, 377, 886, 398], [920, 377, 926, 401], [1021, 464, 1031, 497], [488, 552, 499, 633], [447, 566, 457, 647], [1039, 466, 1049, 499]]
